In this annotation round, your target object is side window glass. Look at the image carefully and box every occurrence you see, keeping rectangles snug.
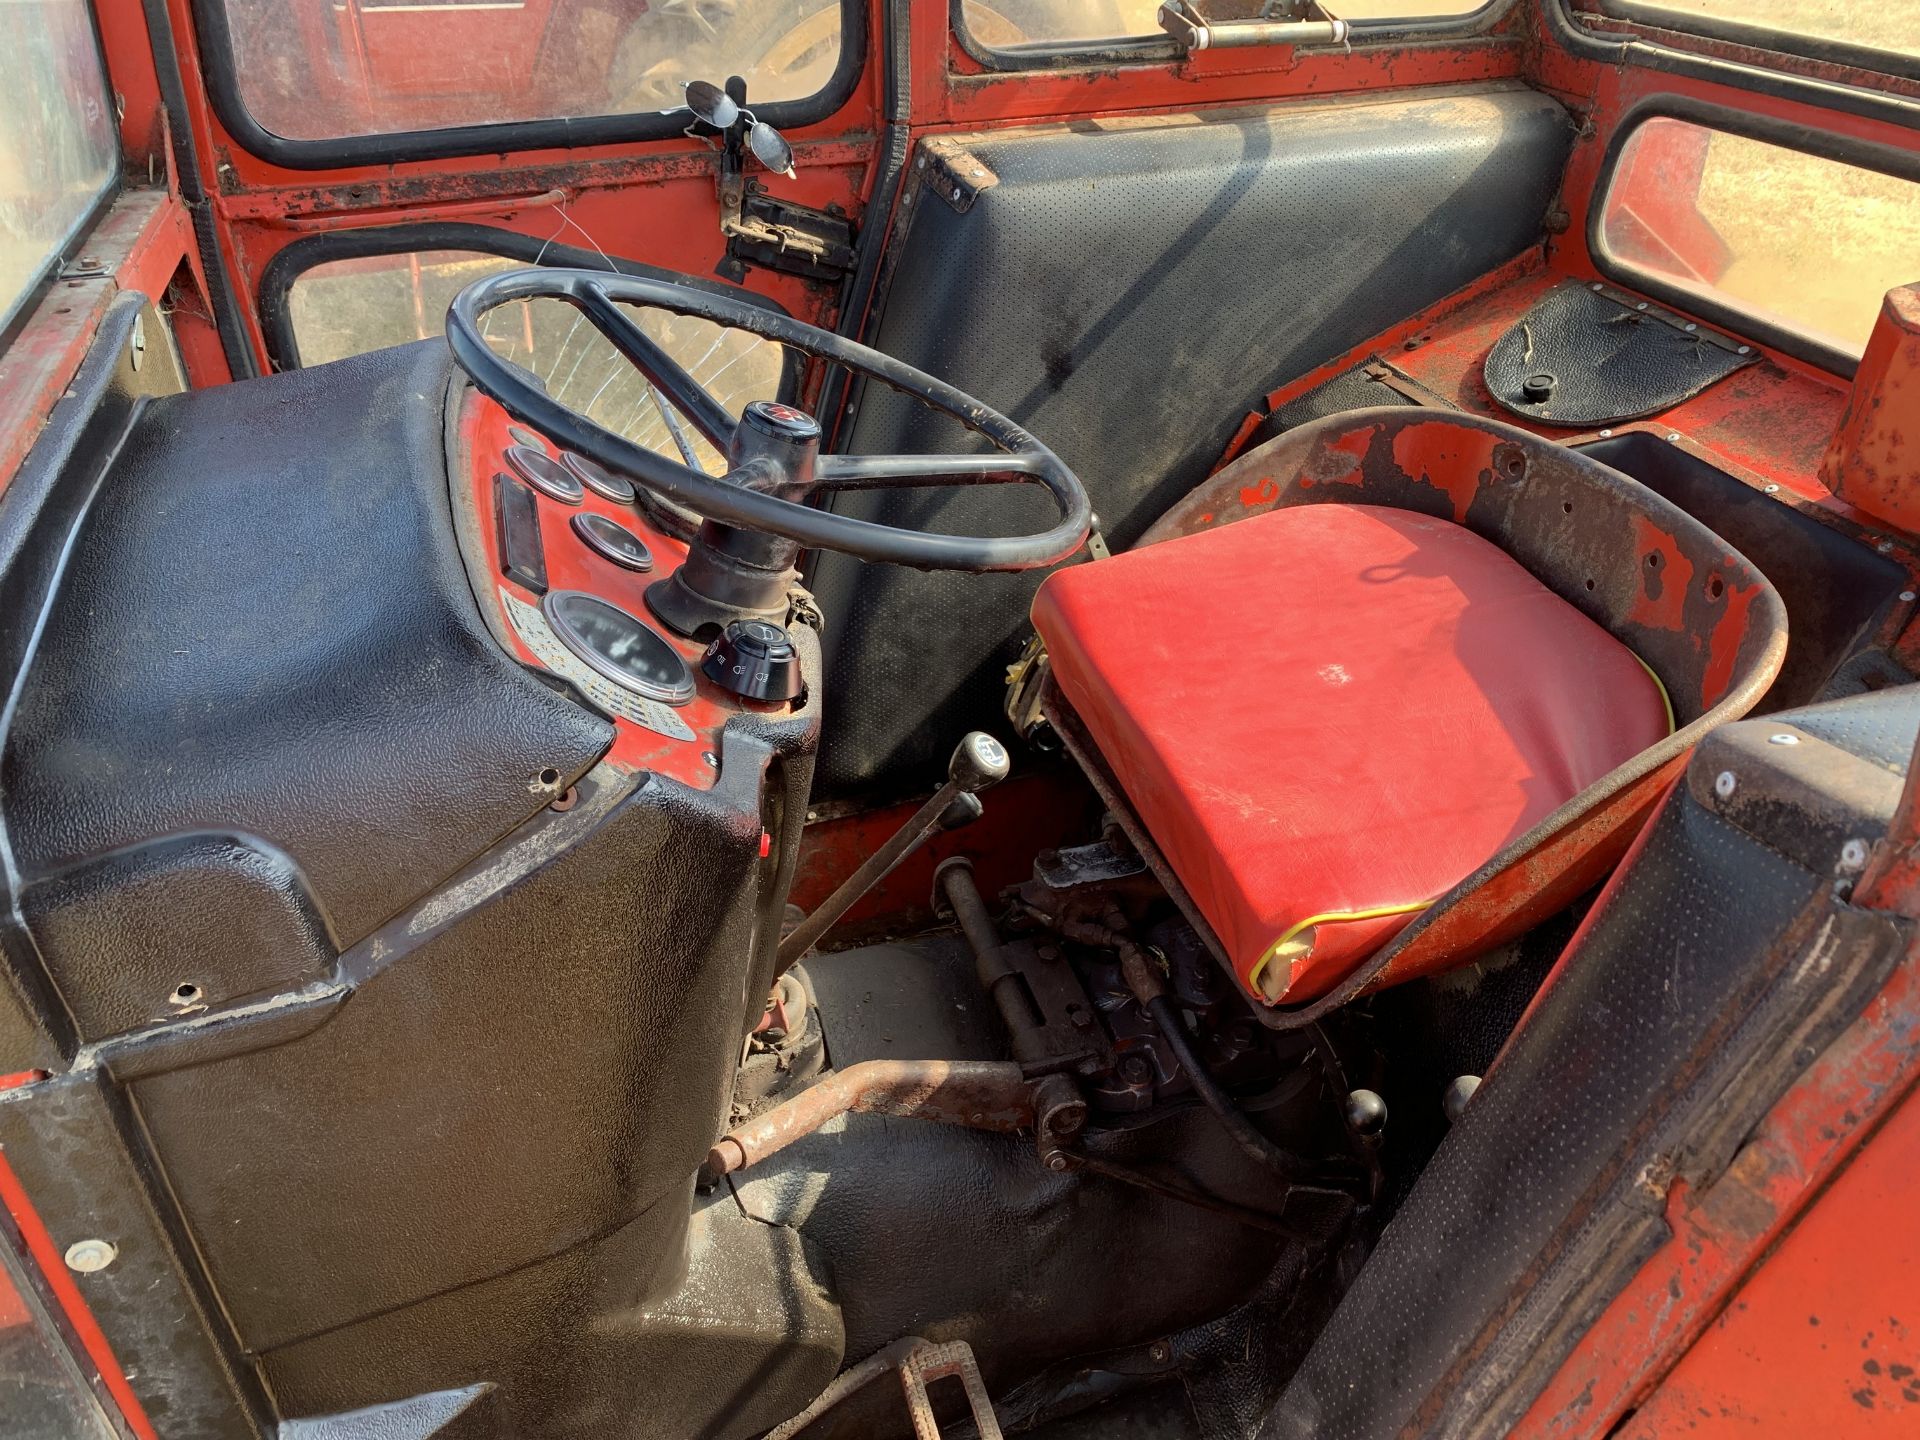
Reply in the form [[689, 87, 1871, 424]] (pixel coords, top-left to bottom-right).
[[0, 0, 119, 333], [1599, 117, 1920, 357], [288, 250, 784, 470]]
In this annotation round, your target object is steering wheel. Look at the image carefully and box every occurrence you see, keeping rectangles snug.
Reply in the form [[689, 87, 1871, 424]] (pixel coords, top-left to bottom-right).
[[445, 268, 1091, 573]]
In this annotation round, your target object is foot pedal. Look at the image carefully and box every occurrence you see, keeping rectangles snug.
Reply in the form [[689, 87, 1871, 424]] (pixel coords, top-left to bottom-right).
[[898, 1340, 1003, 1440]]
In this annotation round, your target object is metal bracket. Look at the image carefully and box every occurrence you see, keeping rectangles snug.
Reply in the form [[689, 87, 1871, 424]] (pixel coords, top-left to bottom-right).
[[1158, 0, 1349, 50], [917, 138, 1000, 215], [722, 185, 857, 283], [899, 1341, 1005, 1440]]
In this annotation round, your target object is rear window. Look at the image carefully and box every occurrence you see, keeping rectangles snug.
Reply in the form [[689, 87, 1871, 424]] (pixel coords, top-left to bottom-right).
[[0, 0, 118, 334], [287, 249, 784, 471], [218, 0, 844, 143], [965, 0, 1488, 53], [1597, 117, 1920, 360]]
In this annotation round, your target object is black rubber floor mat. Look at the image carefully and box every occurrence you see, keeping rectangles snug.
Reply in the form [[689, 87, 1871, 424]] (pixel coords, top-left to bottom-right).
[[1484, 280, 1758, 427]]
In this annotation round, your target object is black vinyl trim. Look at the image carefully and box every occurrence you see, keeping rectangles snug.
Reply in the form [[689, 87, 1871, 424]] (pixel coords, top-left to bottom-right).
[[954, 0, 1512, 73], [1547, 0, 1920, 132], [1588, 95, 1920, 379], [1585, 1, 1920, 86], [186, 0, 868, 169], [257, 222, 798, 381]]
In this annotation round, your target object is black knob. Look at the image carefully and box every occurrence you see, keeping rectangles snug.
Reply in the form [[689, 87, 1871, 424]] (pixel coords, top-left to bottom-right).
[[1520, 372, 1557, 403], [701, 620, 802, 702]]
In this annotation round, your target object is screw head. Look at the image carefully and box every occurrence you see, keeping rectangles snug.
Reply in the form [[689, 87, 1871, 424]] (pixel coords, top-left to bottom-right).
[[1768, 733, 1800, 746], [1738, 345, 1752, 355], [1590, 282, 1604, 291], [1714, 771, 1737, 799], [1683, 323, 1697, 332], [1148, 1340, 1172, 1363], [1877, 540, 1895, 554], [1598, 428, 1613, 438], [1764, 483, 1780, 493], [1841, 839, 1870, 872], [64, 1239, 116, 1273], [1045, 1152, 1070, 1173], [1903, 592, 1916, 604], [702, 750, 719, 770], [1666, 432, 1681, 442]]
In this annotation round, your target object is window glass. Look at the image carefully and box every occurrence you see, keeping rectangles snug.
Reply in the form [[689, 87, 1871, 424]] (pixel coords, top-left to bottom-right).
[[1598, 2, 1919, 65], [1599, 118, 1920, 358], [288, 250, 785, 471], [0, 0, 118, 334], [220, 0, 844, 143], [968, 0, 1486, 51]]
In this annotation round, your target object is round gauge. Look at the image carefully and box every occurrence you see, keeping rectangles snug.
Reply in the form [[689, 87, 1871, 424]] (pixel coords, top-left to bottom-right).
[[542, 590, 695, 704], [571, 511, 653, 572], [505, 445, 583, 504], [562, 452, 637, 505], [507, 425, 547, 451]]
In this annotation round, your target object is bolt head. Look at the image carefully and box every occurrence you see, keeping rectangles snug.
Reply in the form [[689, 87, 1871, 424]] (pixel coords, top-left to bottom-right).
[[64, 1239, 116, 1273], [1045, 1152, 1069, 1172], [1714, 770, 1737, 799]]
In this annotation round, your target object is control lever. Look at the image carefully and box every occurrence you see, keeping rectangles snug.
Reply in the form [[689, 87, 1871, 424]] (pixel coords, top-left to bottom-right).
[[777, 732, 1009, 966]]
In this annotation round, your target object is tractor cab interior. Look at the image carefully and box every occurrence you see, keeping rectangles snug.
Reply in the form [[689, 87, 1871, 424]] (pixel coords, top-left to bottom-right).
[[3, 3, 1920, 1439]]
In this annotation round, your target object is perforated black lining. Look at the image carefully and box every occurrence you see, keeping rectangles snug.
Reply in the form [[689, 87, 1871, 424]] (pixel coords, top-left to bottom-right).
[[811, 85, 1573, 798], [1262, 687, 1918, 1439]]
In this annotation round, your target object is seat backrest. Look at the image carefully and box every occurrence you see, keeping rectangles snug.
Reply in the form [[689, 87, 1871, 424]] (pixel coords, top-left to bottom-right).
[[1139, 407, 1787, 1016], [809, 86, 1575, 800]]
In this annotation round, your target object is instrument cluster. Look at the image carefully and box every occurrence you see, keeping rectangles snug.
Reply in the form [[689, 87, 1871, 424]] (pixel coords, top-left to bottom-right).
[[457, 392, 795, 790]]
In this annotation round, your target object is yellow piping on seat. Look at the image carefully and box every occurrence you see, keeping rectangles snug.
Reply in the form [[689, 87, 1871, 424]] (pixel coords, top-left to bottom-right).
[[1245, 647, 1677, 1002]]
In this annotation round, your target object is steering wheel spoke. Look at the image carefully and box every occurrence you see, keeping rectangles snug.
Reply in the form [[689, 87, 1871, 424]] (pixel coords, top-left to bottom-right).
[[573, 281, 738, 453], [813, 452, 1044, 491]]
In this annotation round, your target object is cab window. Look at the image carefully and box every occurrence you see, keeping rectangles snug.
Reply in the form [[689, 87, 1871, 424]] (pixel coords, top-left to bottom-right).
[[216, 0, 847, 142], [288, 249, 783, 468], [0, 0, 118, 334], [1597, 116, 1920, 360]]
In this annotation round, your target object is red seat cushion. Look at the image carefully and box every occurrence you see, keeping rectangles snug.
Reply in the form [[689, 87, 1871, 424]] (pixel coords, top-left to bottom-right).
[[1031, 504, 1671, 1003]]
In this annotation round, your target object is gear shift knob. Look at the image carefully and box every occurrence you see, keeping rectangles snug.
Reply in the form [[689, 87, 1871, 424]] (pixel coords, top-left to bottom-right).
[[949, 732, 1011, 793]]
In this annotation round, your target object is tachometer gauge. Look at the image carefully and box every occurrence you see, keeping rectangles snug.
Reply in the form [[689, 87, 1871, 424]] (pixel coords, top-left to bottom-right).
[[541, 590, 695, 704]]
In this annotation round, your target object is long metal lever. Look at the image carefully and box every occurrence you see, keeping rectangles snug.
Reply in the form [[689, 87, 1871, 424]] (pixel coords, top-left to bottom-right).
[[777, 732, 1009, 966]]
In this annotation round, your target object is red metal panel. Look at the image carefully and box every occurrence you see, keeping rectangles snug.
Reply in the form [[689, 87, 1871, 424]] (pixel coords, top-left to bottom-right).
[[1821, 285, 1920, 538], [1617, 1082, 1920, 1435]]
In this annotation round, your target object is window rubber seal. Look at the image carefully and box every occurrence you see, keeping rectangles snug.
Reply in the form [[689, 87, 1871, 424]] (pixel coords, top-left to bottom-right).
[[187, 0, 868, 170]]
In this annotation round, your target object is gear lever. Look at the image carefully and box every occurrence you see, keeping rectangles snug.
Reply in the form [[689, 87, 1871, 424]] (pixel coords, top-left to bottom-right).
[[777, 733, 1010, 966]]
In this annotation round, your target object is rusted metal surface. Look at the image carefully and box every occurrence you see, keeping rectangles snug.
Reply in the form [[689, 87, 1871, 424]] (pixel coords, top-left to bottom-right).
[[899, 1339, 1005, 1440], [703, 1059, 1034, 1179], [788, 767, 1098, 942], [1613, 1080, 1920, 1435], [1821, 285, 1920, 535]]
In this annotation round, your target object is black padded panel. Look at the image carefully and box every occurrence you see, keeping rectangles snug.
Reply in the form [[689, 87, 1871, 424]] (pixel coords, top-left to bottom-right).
[[20, 834, 334, 1043], [1261, 688, 1919, 1440], [1, 342, 612, 951], [813, 85, 1573, 796], [1485, 280, 1758, 425]]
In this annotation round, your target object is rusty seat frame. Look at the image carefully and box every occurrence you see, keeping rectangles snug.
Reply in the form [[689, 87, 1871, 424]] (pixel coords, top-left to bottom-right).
[[1041, 406, 1789, 1026]]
